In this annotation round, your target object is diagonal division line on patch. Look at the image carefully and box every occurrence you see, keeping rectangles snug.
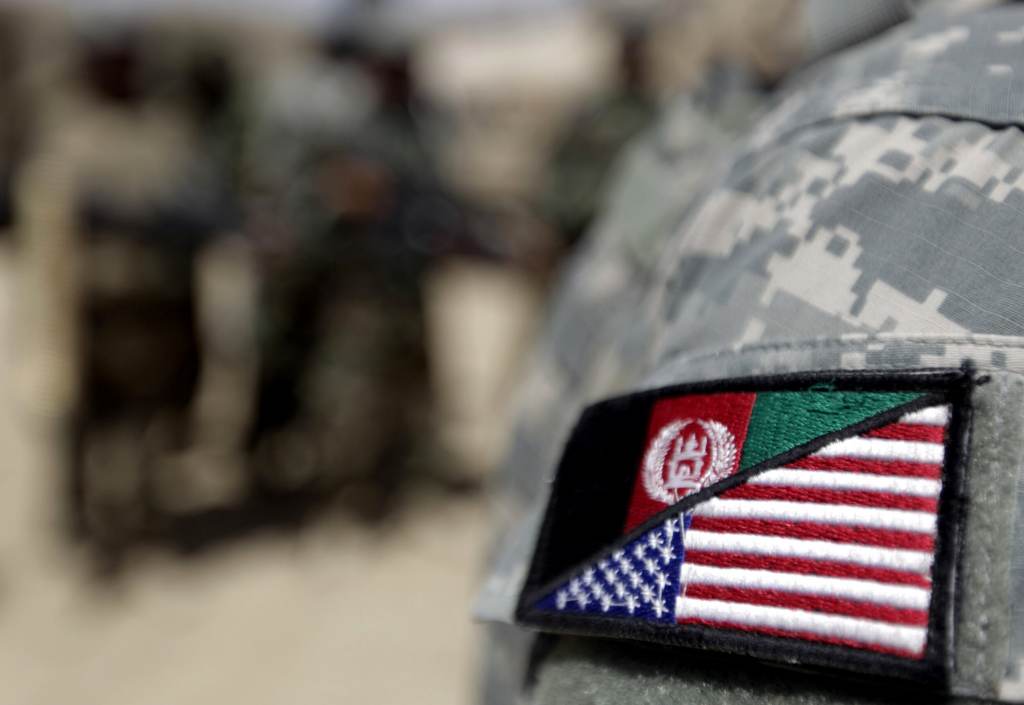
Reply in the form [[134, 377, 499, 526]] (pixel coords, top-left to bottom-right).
[[516, 366, 975, 687], [528, 391, 944, 603]]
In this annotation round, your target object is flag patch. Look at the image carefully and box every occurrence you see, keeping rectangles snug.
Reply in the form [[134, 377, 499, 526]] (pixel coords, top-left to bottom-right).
[[517, 368, 973, 685]]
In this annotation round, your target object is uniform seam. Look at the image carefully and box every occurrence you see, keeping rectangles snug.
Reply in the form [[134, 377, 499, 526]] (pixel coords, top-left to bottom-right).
[[657, 337, 1024, 371], [747, 109, 1024, 165]]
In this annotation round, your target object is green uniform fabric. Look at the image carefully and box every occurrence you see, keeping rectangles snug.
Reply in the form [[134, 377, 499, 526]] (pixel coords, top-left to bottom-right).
[[953, 372, 1024, 697], [534, 636, 973, 705]]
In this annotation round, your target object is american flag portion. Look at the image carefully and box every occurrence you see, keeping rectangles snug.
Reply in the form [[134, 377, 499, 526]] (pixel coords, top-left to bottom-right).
[[675, 404, 949, 658]]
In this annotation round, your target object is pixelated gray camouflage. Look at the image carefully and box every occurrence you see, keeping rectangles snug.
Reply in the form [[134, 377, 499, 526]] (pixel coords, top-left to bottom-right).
[[479, 3, 1024, 704]]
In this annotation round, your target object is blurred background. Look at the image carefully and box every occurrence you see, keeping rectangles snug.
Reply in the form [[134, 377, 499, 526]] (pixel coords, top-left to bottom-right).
[[0, 0, 797, 702]]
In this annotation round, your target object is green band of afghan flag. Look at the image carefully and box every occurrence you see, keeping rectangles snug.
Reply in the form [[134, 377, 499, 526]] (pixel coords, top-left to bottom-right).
[[740, 390, 924, 470]]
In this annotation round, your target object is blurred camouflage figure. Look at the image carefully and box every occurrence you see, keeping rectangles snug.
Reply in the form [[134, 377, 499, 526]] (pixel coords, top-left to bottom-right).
[[15, 24, 243, 564], [479, 1, 1024, 703], [539, 24, 657, 245], [245, 39, 486, 523], [68, 28, 490, 557], [14, 5, 559, 568]]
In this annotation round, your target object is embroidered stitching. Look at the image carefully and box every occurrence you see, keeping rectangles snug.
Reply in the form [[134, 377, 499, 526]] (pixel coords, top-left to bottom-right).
[[518, 365, 975, 687]]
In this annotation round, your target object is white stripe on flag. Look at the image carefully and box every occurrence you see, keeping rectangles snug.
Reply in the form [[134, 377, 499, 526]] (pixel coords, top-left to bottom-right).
[[684, 530, 934, 573], [812, 437, 944, 464], [900, 406, 950, 426], [749, 468, 942, 496], [679, 563, 930, 609], [692, 498, 938, 533], [675, 597, 927, 654]]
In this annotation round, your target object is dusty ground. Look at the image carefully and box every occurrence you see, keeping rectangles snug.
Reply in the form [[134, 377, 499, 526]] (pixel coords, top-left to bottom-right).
[[0, 483, 487, 705]]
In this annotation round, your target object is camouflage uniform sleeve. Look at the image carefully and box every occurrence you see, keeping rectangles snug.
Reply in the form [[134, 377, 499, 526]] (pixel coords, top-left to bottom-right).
[[476, 89, 762, 704], [481, 5, 1024, 704]]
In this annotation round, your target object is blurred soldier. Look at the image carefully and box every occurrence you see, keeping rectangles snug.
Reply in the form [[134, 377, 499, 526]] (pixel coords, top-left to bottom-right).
[[30, 26, 243, 562], [539, 24, 657, 246], [478, 2, 1024, 704], [246, 41, 479, 519]]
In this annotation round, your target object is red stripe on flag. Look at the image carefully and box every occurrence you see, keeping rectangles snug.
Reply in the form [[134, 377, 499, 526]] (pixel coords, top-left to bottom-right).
[[676, 618, 924, 659], [718, 485, 938, 512], [688, 516, 936, 551], [787, 456, 943, 478], [682, 584, 930, 626], [864, 424, 946, 443], [683, 550, 933, 587]]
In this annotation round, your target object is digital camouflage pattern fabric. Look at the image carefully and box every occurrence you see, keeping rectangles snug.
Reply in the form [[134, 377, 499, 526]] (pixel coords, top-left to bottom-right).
[[479, 3, 1024, 704]]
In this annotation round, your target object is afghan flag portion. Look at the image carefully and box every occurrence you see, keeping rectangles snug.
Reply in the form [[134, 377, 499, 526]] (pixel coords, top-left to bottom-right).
[[519, 370, 970, 683], [622, 389, 927, 532]]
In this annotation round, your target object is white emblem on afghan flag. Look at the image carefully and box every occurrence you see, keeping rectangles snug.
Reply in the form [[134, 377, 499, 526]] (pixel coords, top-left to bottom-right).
[[643, 419, 737, 504]]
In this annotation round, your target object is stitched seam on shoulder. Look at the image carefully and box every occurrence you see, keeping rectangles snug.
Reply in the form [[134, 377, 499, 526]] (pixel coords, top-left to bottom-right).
[[657, 337, 1024, 372], [742, 110, 1024, 170]]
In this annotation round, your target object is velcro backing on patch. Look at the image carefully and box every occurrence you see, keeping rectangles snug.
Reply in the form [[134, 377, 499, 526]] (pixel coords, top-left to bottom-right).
[[517, 367, 975, 688]]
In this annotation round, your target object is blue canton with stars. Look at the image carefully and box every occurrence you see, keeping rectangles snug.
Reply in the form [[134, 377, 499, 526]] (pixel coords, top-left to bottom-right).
[[534, 514, 689, 623]]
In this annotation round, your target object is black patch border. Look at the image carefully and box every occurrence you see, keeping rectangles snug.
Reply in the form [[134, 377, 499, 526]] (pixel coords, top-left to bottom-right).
[[516, 365, 975, 689]]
